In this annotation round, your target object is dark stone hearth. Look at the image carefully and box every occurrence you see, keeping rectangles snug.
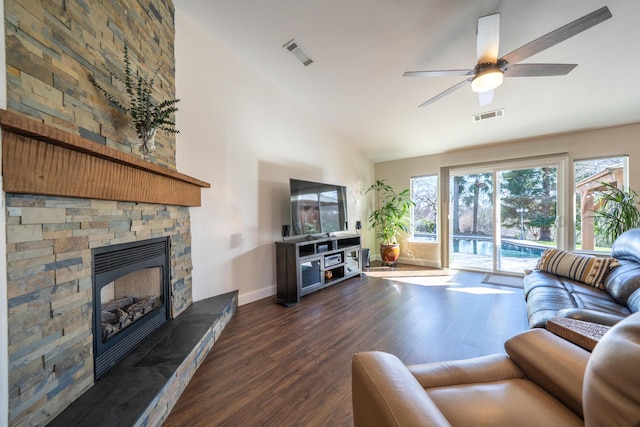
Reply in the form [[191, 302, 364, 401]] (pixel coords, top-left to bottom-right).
[[49, 292, 237, 426]]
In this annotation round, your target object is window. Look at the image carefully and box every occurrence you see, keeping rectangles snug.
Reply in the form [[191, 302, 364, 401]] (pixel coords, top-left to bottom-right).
[[574, 156, 628, 252], [411, 175, 438, 241]]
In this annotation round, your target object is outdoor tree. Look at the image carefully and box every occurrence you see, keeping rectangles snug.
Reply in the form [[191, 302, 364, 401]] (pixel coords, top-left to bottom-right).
[[461, 173, 493, 235], [500, 167, 557, 241], [452, 176, 465, 234], [539, 167, 555, 241], [412, 176, 438, 234]]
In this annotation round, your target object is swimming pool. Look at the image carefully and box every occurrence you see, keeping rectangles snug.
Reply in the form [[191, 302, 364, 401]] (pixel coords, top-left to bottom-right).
[[454, 238, 547, 259]]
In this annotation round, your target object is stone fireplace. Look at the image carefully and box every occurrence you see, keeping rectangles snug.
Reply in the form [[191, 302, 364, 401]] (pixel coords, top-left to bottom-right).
[[3, 0, 207, 423], [2, 111, 210, 425]]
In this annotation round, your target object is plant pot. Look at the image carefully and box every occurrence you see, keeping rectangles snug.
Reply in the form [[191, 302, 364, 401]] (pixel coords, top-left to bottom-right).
[[380, 243, 400, 266]]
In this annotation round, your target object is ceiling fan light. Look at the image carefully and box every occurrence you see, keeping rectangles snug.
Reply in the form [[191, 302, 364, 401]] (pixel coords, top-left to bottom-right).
[[471, 69, 504, 93]]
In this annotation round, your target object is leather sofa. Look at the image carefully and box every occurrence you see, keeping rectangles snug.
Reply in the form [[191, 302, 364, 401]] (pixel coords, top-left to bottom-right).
[[352, 311, 640, 426], [523, 228, 640, 328]]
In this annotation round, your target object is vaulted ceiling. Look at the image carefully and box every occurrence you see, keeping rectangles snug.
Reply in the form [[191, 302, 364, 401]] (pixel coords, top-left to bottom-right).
[[175, 0, 640, 162]]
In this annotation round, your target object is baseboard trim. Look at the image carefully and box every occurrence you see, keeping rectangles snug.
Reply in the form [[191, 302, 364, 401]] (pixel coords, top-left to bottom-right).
[[238, 285, 276, 306], [397, 257, 441, 268], [366, 255, 440, 269]]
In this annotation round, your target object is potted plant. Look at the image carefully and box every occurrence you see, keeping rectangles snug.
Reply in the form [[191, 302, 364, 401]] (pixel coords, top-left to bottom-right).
[[89, 46, 180, 160], [594, 182, 640, 245], [365, 180, 415, 266]]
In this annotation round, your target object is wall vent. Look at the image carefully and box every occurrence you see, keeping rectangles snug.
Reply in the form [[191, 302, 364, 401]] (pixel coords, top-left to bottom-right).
[[473, 108, 505, 122], [283, 39, 314, 66]]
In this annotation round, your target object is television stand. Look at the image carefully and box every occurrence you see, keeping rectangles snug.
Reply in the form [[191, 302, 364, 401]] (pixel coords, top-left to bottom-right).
[[275, 234, 362, 305]]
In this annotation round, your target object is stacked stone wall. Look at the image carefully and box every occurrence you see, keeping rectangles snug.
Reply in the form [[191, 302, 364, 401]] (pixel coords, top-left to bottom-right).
[[6, 194, 193, 426], [5, 0, 177, 167], [3, 1, 194, 424]]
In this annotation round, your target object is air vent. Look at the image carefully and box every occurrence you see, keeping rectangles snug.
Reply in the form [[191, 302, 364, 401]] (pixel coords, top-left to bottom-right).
[[283, 39, 314, 66], [473, 108, 505, 122]]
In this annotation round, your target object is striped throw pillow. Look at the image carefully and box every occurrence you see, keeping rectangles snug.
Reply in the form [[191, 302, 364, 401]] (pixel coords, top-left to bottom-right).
[[535, 248, 619, 289]]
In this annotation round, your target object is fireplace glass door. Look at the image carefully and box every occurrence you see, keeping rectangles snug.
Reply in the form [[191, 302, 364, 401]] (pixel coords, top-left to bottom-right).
[[100, 266, 164, 343], [93, 237, 170, 379]]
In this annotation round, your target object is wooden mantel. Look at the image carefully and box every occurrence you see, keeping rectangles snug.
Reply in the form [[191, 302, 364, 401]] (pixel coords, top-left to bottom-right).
[[0, 109, 210, 207]]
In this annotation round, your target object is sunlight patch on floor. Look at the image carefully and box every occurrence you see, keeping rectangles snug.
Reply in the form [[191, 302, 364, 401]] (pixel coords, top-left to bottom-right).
[[390, 276, 459, 287], [446, 286, 515, 295], [481, 273, 524, 288], [363, 265, 457, 279]]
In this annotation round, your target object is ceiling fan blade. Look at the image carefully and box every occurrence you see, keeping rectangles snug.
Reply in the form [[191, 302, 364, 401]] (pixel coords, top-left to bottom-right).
[[505, 63, 577, 77], [477, 13, 500, 63], [404, 70, 475, 77], [478, 90, 494, 107], [418, 78, 473, 108], [501, 6, 612, 65]]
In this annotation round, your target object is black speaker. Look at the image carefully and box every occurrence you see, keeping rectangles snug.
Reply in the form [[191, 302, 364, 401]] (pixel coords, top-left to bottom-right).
[[362, 248, 370, 268], [356, 220, 362, 230], [282, 225, 290, 238]]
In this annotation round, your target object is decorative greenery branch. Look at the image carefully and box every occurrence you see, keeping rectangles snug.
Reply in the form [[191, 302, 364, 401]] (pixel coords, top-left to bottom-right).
[[89, 46, 180, 140]]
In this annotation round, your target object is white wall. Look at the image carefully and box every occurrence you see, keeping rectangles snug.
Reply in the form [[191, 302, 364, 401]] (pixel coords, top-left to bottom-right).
[[174, 10, 374, 305], [375, 123, 640, 266]]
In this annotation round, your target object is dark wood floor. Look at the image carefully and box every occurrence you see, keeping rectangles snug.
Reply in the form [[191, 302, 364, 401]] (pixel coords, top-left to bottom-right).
[[163, 267, 528, 426]]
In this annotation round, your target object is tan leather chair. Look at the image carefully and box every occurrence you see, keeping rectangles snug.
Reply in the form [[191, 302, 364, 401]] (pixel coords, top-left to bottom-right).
[[352, 312, 640, 426]]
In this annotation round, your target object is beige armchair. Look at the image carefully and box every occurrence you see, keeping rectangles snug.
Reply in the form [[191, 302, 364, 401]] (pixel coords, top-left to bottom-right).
[[352, 312, 640, 426]]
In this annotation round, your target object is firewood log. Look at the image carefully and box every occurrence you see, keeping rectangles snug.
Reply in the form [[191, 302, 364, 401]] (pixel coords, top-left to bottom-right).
[[102, 296, 134, 312], [101, 310, 118, 324], [127, 296, 157, 317], [102, 323, 118, 341], [116, 308, 128, 325]]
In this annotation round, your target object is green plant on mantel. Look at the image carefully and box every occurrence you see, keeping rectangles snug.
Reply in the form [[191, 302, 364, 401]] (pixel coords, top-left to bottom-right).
[[89, 46, 179, 159], [594, 182, 640, 244]]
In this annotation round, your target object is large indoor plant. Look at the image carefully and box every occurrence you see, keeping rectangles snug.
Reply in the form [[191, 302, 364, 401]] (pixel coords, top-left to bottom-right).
[[366, 180, 415, 266], [594, 182, 640, 245], [89, 46, 180, 160]]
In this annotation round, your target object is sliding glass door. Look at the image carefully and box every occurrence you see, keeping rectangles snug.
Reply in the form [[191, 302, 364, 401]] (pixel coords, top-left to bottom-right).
[[450, 172, 494, 271], [449, 159, 563, 274], [497, 166, 558, 273]]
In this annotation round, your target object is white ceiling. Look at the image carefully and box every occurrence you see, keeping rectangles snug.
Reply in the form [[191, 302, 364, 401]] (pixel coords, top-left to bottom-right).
[[174, 0, 640, 163]]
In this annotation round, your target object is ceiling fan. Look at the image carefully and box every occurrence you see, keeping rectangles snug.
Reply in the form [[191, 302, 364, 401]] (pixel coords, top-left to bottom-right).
[[404, 6, 612, 108]]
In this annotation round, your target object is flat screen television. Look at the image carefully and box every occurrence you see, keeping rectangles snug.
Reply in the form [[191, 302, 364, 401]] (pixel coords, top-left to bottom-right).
[[290, 179, 348, 236]]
